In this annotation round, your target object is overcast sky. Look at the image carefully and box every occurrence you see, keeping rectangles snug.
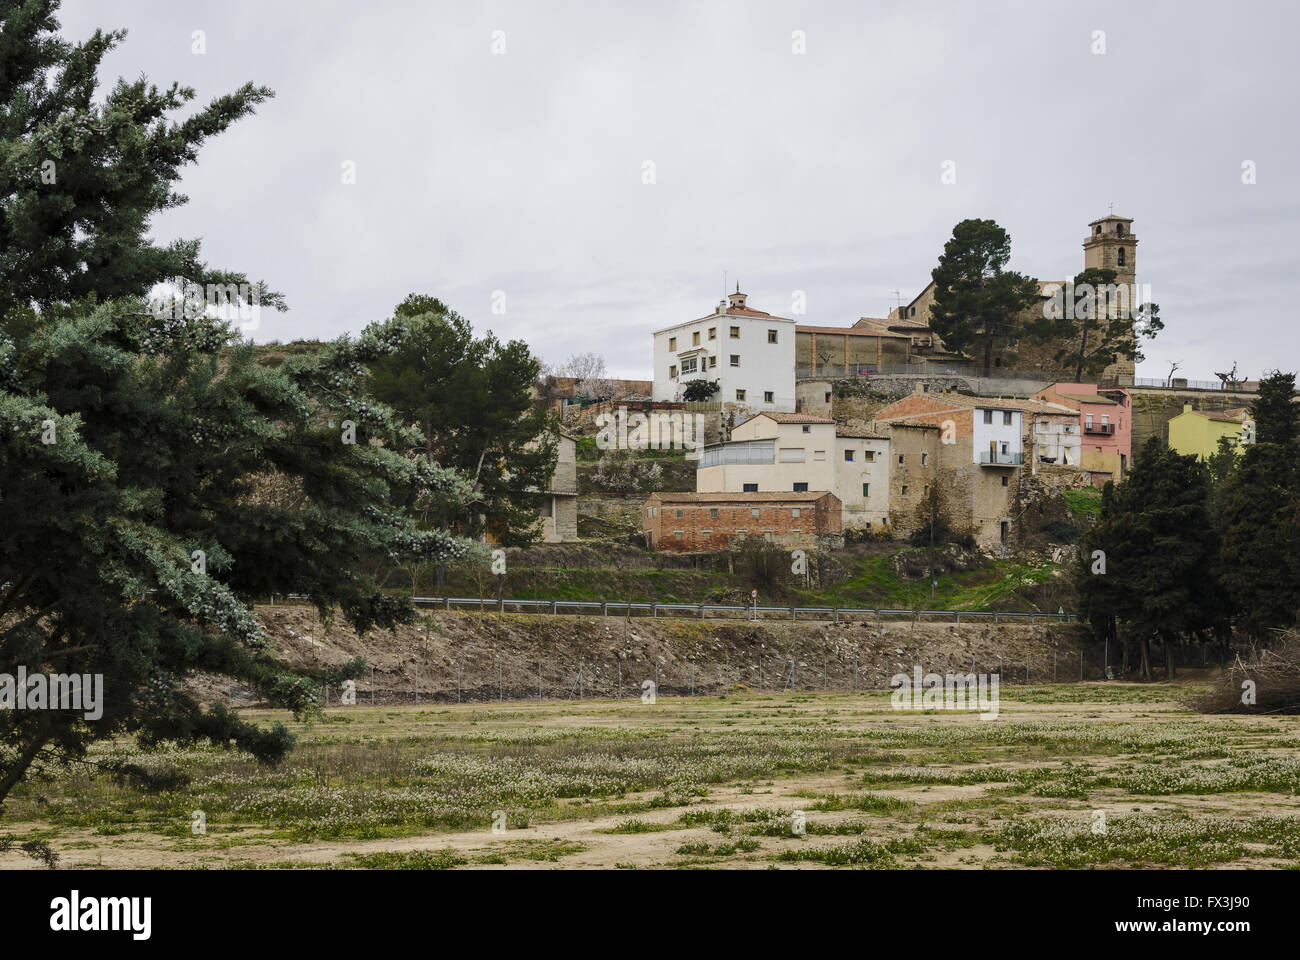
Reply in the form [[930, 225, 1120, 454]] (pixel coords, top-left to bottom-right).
[[61, 0, 1299, 382]]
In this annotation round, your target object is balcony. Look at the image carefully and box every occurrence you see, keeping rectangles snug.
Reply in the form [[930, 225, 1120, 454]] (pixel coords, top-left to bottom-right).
[[979, 451, 1024, 466], [1084, 422, 1115, 436]]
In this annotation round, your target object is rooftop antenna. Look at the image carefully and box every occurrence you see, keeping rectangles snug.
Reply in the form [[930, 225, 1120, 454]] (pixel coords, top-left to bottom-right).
[[891, 289, 903, 314]]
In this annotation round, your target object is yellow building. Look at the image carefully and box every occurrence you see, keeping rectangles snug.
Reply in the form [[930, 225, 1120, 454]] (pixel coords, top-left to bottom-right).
[[1167, 404, 1254, 460]]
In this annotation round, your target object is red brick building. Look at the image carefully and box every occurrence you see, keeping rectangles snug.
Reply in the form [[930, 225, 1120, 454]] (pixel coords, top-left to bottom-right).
[[643, 491, 842, 552]]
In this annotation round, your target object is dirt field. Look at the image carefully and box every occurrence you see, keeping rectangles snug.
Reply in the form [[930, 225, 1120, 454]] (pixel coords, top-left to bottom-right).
[[4, 679, 1300, 870]]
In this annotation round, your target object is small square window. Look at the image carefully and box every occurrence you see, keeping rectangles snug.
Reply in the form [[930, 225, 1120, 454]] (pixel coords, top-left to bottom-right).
[[751, 508, 761, 518], [709, 356, 717, 368], [669, 365, 677, 378], [708, 327, 717, 340], [735, 389, 746, 401], [1001, 475, 1009, 487], [730, 355, 740, 367], [767, 329, 778, 343], [1003, 411, 1013, 426], [793, 482, 808, 492], [692, 332, 700, 346], [743, 483, 758, 492], [801, 424, 811, 433], [792, 508, 801, 518], [710, 508, 719, 518], [668, 337, 676, 351], [901, 485, 909, 495], [844, 449, 855, 461], [898, 454, 904, 464], [676, 509, 684, 518], [983, 410, 993, 424], [864, 450, 875, 462], [729, 326, 740, 338], [674, 530, 683, 539], [765, 391, 774, 403]]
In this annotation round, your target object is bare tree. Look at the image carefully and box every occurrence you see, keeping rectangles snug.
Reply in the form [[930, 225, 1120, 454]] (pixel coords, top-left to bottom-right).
[[552, 351, 619, 401]]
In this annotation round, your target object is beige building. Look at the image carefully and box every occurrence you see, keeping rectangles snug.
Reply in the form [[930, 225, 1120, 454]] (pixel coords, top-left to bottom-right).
[[695, 412, 891, 530]]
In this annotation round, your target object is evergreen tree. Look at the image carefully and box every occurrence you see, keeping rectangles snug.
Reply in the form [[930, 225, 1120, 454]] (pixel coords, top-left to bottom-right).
[[928, 219, 1041, 377], [1216, 443, 1300, 640], [366, 295, 556, 548], [0, 0, 279, 326], [0, 299, 480, 815], [1079, 438, 1229, 680], [1249, 370, 1298, 455]]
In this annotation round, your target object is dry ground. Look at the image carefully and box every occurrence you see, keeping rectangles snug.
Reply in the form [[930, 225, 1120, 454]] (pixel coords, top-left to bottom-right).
[[4, 679, 1300, 870]]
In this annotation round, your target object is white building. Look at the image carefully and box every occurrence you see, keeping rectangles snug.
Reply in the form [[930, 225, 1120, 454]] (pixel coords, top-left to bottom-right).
[[972, 406, 1026, 466], [652, 288, 796, 414], [695, 412, 890, 529]]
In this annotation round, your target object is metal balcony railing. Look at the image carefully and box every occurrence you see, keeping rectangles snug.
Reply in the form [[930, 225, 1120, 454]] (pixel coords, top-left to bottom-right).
[[1083, 422, 1115, 435], [979, 451, 1024, 466]]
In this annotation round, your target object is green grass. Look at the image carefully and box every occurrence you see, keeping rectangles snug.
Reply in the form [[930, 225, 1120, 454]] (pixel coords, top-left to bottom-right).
[[1064, 487, 1103, 519]]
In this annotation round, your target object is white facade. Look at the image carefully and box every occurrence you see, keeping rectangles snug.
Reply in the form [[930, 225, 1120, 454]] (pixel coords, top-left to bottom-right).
[[652, 290, 796, 414], [1030, 418, 1082, 467], [971, 407, 1024, 465], [696, 414, 890, 528]]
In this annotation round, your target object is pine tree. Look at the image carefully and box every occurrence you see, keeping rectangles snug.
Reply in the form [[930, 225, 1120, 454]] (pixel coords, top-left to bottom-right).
[[0, 300, 480, 811], [366, 295, 556, 548], [1079, 438, 1229, 679], [928, 219, 1041, 377], [1216, 443, 1300, 640], [0, 0, 278, 326], [1249, 370, 1298, 455]]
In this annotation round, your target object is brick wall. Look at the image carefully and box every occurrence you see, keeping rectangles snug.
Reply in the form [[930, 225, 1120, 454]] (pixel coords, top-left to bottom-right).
[[643, 493, 842, 552]]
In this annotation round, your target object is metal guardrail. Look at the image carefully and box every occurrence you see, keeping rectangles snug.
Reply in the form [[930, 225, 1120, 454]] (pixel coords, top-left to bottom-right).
[[278, 594, 1076, 624]]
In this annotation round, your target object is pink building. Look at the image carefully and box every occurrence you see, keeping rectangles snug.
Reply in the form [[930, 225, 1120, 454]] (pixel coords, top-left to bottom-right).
[[1032, 383, 1132, 485]]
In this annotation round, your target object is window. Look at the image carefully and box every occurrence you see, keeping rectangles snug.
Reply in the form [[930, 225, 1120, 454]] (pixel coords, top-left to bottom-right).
[[861, 482, 870, 497], [864, 450, 875, 462], [701, 529, 712, 538], [901, 485, 909, 496], [844, 449, 855, 461], [1085, 413, 1093, 426], [743, 483, 758, 492], [792, 507, 801, 518], [708, 327, 717, 340], [751, 508, 761, 518], [735, 389, 746, 401], [730, 354, 740, 367], [729, 326, 740, 338], [676, 509, 684, 518], [910, 306, 916, 317], [768, 330, 778, 344], [898, 454, 904, 465], [681, 357, 697, 374], [1000, 442, 1009, 455], [692, 332, 700, 346], [814, 450, 826, 460], [793, 483, 808, 492], [801, 424, 811, 433], [1003, 411, 1013, 426], [668, 337, 676, 351], [669, 365, 677, 378], [825, 392, 831, 403], [1001, 475, 1008, 487], [1117, 248, 1126, 266], [924, 485, 929, 497], [1101, 414, 1109, 425], [709, 356, 717, 368], [983, 410, 993, 424], [1095, 225, 1102, 235], [921, 452, 928, 466], [709, 508, 718, 518], [779, 448, 805, 462], [1116, 223, 1125, 236], [674, 530, 683, 540], [764, 391, 774, 403]]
